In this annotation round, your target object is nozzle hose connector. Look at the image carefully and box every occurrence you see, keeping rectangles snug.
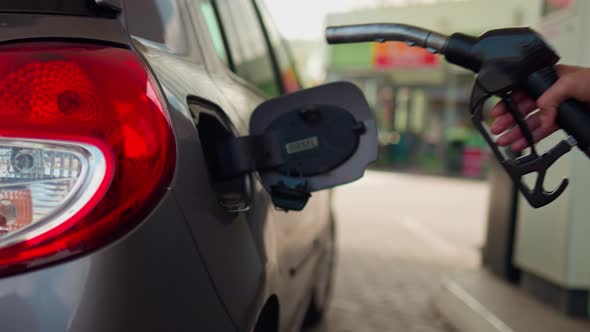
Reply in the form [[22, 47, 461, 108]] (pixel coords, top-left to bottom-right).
[[326, 23, 449, 54]]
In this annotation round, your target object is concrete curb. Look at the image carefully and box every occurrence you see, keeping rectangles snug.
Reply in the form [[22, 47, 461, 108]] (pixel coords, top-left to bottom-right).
[[434, 280, 514, 332], [433, 271, 590, 332]]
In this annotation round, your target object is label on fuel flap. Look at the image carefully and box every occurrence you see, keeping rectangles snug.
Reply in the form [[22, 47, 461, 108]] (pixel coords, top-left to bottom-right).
[[285, 136, 319, 154]]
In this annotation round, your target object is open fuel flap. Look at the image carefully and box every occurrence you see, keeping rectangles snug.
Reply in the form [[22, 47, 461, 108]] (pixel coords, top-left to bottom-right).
[[211, 82, 377, 211]]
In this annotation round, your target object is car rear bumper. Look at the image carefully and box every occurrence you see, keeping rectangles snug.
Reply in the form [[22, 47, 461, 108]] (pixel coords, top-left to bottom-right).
[[0, 192, 235, 332]]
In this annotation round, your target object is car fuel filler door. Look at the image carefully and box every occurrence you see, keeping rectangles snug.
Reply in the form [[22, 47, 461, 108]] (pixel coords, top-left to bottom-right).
[[210, 82, 377, 211]]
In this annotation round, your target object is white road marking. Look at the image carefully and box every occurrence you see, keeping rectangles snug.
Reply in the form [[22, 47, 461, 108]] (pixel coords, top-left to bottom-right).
[[400, 216, 460, 257], [446, 281, 516, 332]]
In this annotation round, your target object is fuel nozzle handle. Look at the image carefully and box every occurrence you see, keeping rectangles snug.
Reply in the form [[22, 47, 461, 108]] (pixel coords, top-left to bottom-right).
[[444, 29, 590, 156]]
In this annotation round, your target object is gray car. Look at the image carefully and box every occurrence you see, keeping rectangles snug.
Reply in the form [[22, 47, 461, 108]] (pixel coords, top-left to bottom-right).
[[0, 1, 376, 331]]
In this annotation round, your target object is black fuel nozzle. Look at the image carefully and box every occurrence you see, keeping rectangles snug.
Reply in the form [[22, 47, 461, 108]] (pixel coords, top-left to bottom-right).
[[326, 24, 590, 208]]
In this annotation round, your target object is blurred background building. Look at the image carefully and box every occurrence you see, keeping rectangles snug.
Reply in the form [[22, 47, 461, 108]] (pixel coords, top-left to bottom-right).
[[267, 0, 590, 323]]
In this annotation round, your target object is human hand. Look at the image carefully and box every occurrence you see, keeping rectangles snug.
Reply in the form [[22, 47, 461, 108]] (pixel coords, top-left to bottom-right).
[[490, 65, 590, 151]]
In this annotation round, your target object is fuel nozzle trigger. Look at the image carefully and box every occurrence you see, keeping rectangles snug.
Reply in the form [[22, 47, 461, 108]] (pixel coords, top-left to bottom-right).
[[470, 81, 574, 208]]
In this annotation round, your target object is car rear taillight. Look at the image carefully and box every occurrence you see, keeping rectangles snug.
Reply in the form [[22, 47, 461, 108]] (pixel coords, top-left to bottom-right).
[[0, 42, 175, 275]]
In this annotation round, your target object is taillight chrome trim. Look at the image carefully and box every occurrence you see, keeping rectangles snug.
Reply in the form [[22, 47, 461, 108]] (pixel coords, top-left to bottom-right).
[[0, 138, 110, 250]]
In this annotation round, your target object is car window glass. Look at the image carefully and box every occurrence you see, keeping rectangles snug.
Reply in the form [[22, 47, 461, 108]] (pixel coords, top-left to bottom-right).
[[199, 0, 229, 66], [256, 0, 302, 93], [215, 0, 280, 98]]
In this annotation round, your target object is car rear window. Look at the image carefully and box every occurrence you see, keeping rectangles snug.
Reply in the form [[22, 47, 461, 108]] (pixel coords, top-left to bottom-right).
[[0, 0, 114, 17]]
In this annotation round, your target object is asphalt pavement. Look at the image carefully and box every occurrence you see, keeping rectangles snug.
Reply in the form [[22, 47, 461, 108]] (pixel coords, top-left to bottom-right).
[[305, 170, 489, 332]]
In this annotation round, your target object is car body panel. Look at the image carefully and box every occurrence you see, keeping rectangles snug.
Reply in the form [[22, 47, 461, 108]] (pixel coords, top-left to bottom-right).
[[0, 1, 335, 331], [186, 1, 331, 328], [0, 193, 235, 332]]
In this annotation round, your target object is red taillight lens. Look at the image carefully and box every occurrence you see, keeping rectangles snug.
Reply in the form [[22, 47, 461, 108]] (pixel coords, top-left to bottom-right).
[[0, 42, 176, 275]]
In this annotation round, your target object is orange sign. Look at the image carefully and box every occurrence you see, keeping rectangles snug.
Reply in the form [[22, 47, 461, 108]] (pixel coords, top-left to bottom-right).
[[543, 0, 574, 15], [373, 42, 440, 69], [546, 0, 573, 8]]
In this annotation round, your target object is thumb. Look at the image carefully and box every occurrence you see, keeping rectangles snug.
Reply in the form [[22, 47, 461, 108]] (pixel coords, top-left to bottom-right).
[[537, 76, 575, 113], [537, 76, 577, 127]]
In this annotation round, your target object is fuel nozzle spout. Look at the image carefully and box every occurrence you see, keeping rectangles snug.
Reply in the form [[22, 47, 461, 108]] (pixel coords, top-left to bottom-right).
[[326, 24, 481, 72], [326, 23, 449, 54]]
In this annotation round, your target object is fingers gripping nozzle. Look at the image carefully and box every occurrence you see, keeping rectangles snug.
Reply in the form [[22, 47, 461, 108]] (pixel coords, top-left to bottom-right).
[[470, 83, 573, 208]]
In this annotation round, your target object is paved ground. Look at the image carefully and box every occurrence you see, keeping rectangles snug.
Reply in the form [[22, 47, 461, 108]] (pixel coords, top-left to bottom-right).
[[305, 171, 489, 332]]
